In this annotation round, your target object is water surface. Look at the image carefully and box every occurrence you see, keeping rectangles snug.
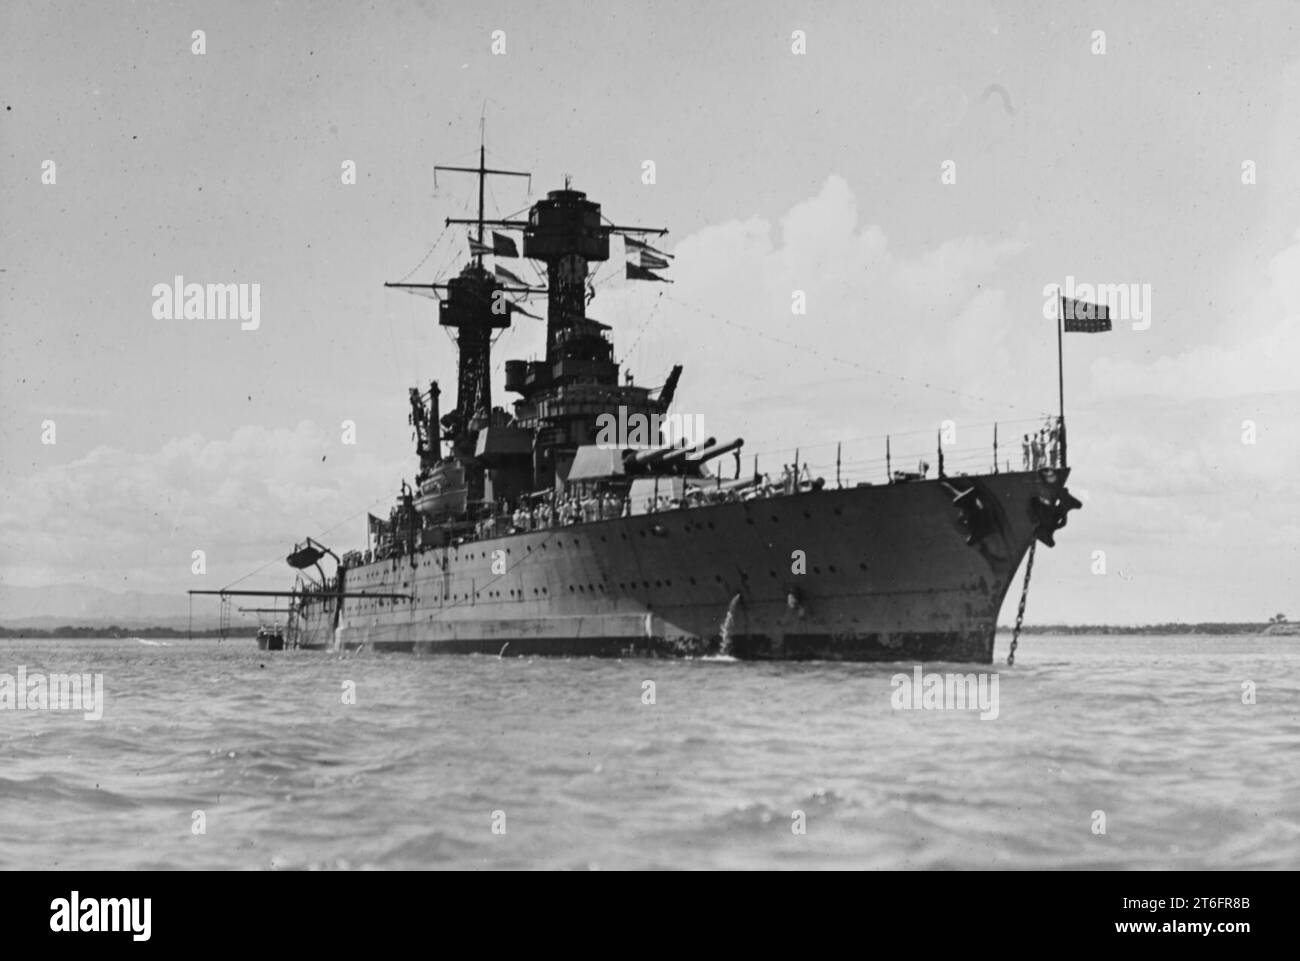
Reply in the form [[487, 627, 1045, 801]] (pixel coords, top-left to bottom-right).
[[1, 635, 1296, 869]]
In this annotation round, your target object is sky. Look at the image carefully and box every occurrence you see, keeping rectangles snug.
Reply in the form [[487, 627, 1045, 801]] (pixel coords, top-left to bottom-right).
[[1, 0, 1297, 624]]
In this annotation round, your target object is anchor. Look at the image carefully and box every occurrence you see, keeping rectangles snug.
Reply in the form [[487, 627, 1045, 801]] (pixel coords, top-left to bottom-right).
[[942, 481, 993, 546], [1030, 487, 1082, 547]]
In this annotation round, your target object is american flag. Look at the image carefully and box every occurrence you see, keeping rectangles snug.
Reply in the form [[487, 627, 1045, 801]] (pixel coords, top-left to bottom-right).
[[1061, 295, 1112, 333]]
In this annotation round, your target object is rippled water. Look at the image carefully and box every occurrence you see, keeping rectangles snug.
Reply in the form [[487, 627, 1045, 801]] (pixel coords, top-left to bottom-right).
[[1, 635, 1297, 870]]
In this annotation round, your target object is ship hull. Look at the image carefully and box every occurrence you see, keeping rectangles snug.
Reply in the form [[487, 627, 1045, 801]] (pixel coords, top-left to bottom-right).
[[291, 470, 1067, 663]]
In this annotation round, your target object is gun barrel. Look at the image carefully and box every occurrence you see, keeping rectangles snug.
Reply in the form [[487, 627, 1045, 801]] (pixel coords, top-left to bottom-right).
[[660, 437, 717, 466], [629, 445, 676, 467], [710, 473, 761, 492], [687, 437, 744, 462]]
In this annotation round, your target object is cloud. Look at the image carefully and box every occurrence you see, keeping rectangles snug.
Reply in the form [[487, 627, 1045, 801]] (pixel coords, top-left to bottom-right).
[[601, 175, 1032, 462], [0, 421, 405, 591], [1090, 228, 1300, 400], [1030, 224, 1300, 621]]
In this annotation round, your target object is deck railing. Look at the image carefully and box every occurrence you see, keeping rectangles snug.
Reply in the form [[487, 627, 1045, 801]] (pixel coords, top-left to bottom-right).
[[751, 415, 1066, 490], [357, 416, 1066, 557]]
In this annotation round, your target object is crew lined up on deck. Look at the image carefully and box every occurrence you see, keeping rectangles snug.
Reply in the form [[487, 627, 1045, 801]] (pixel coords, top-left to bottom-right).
[[481, 478, 796, 539], [1022, 416, 1063, 470], [359, 465, 832, 562]]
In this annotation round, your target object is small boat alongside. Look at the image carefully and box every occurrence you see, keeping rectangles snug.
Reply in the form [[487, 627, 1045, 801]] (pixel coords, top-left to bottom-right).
[[256, 625, 285, 651]]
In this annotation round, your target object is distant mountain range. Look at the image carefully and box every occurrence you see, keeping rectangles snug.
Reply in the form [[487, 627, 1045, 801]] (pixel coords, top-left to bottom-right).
[[0, 582, 232, 631]]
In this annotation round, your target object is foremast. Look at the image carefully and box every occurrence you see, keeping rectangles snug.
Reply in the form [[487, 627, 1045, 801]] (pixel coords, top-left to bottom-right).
[[385, 142, 535, 505]]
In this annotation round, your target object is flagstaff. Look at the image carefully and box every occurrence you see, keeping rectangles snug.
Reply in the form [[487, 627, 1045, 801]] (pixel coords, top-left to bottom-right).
[[1058, 286, 1066, 468], [1055, 284, 1114, 470]]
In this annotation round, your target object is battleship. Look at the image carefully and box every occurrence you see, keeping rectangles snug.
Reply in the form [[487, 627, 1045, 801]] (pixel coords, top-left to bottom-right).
[[194, 142, 1081, 663]]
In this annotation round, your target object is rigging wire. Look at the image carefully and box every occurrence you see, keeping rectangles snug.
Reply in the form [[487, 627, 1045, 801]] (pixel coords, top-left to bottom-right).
[[618, 290, 663, 365], [219, 494, 398, 592], [659, 292, 1031, 415], [394, 222, 452, 283]]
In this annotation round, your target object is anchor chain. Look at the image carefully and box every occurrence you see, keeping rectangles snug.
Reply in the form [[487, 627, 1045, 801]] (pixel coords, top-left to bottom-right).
[[1007, 540, 1037, 666]]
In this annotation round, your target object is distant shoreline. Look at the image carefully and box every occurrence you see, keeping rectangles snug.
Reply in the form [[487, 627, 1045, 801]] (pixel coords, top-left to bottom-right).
[[0, 626, 227, 639], [998, 623, 1297, 636], [1, 622, 1294, 639]]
